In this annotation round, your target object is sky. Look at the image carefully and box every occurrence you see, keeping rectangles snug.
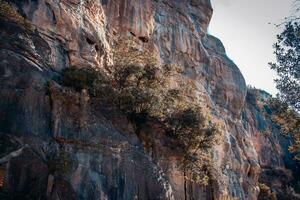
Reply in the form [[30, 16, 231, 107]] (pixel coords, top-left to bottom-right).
[[208, 0, 296, 95]]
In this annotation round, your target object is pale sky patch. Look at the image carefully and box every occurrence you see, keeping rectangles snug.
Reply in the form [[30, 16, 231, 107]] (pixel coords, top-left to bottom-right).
[[209, 0, 295, 95]]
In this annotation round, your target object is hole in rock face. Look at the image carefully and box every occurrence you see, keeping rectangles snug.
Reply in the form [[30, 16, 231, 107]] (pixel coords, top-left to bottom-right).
[[130, 31, 136, 36], [247, 170, 251, 178], [138, 36, 149, 43], [51, 10, 56, 24], [86, 37, 95, 45]]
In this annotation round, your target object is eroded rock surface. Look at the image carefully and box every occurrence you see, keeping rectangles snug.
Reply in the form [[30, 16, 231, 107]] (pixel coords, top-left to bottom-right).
[[0, 0, 299, 199]]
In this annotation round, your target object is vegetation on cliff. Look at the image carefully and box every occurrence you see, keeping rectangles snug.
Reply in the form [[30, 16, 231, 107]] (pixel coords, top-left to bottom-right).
[[269, 22, 300, 112], [0, 0, 33, 29], [258, 183, 277, 200], [259, 14, 300, 200], [62, 36, 221, 186], [268, 21, 300, 162], [269, 98, 300, 161]]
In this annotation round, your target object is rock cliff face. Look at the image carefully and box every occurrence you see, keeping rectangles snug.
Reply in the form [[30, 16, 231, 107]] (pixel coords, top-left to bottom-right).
[[0, 0, 299, 199]]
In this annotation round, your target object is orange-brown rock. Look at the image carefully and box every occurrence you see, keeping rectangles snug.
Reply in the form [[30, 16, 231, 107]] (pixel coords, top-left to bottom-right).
[[0, 0, 298, 200]]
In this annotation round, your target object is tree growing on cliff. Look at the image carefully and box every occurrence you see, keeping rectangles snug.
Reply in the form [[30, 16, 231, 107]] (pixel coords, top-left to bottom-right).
[[62, 35, 222, 189], [268, 20, 300, 162], [269, 22, 300, 112], [166, 105, 221, 187], [269, 98, 300, 161], [258, 183, 277, 200], [264, 10, 300, 200]]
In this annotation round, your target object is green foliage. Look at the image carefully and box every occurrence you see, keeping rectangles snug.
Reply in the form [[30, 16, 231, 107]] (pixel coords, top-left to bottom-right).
[[269, 22, 300, 112], [247, 86, 271, 106], [269, 98, 300, 161], [246, 88, 259, 106], [112, 64, 167, 120], [0, 0, 33, 29], [166, 106, 218, 150], [48, 148, 72, 177], [112, 36, 158, 66], [166, 105, 220, 185], [62, 67, 97, 91], [258, 183, 277, 200], [116, 87, 159, 117], [62, 62, 220, 185], [268, 8, 300, 164], [62, 63, 221, 184], [113, 64, 163, 90], [62, 67, 114, 100]]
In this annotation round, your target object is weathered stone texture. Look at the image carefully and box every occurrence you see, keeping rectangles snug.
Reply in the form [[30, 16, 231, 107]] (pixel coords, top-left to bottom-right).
[[0, 0, 298, 199]]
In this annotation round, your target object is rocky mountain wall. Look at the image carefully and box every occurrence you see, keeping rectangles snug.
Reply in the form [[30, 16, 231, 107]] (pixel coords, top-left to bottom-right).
[[0, 0, 298, 199]]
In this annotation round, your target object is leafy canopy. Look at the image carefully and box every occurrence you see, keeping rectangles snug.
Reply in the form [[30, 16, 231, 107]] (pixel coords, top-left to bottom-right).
[[62, 36, 221, 185], [269, 22, 300, 112], [62, 63, 221, 185], [268, 20, 300, 162], [269, 98, 300, 161]]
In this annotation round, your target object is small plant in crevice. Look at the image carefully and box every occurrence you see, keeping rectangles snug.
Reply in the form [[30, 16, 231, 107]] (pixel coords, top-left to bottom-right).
[[62, 67, 97, 91], [0, 0, 33, 29], [111, 35, 158, 67], [258, 183, 277, 200], [47, 147, 73, 178]]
